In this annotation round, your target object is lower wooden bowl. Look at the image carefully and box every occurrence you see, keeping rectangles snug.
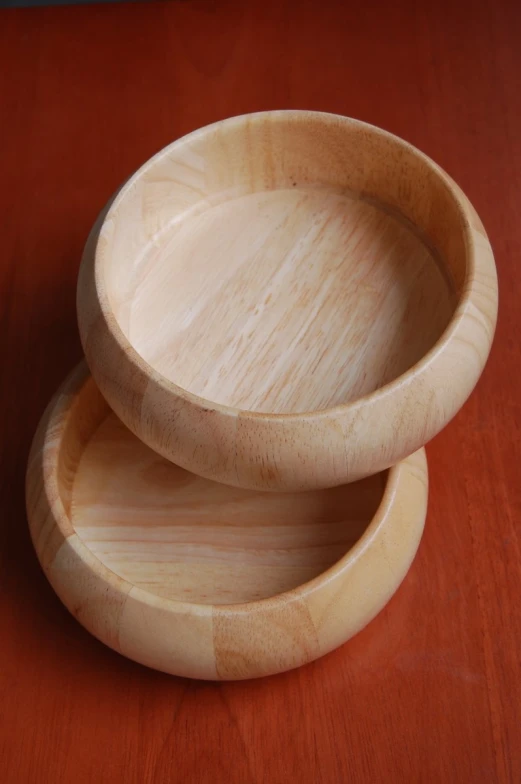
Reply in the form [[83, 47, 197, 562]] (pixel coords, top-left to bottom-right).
[[26, 363, 428, 680]]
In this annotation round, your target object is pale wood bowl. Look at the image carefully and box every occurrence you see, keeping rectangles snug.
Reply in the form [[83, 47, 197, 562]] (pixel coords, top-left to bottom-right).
[[26, 363, 427, 680], [78, 111, 497, 492]]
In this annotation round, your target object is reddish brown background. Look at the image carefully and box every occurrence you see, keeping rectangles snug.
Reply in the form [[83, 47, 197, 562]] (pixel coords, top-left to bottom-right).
[[0, 1, 519, 781]]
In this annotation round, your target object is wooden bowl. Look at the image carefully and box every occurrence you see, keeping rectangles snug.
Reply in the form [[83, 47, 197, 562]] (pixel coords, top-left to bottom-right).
[[26, 363, 427, 681], [78, 110, 497, 492]]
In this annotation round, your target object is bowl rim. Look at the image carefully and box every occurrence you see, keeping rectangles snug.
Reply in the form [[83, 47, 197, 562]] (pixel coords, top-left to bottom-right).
[[89, 109, 497, 422], [27, 361, 425, 617]]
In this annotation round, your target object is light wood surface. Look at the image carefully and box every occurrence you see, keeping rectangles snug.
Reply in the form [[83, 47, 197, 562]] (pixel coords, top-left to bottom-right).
[[27, 362, 427, 680], [117, 188, 453, 412], [78, 111, 498, 492], [3, 0, 520, 780]]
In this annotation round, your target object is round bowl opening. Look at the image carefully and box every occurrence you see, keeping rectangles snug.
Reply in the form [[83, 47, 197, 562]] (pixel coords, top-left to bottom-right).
[[63, 376, 387, 605], [100, 112, 464, 415]]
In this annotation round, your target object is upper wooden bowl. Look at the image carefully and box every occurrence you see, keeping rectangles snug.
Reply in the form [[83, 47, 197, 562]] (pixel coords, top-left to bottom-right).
[[26, 363, 427, 680], [78, 111, 498, 492]]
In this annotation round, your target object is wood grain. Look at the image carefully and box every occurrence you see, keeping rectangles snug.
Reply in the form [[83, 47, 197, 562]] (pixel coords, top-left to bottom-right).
[[74, 415, 385, 605], [1, 0, 520, 780], [126, 187, 453, 411], [77, 110, 496, 491]]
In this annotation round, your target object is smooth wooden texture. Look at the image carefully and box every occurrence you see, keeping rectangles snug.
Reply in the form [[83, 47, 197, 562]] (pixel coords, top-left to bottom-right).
[[26, 362, 427, 680], [119, 187, 454, 412], [78, 112, 497, 493], [1, 0, 520, 780]]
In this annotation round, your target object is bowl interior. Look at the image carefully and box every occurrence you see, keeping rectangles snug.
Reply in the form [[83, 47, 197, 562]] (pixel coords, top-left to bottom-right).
[[64, 379, 387, 605], [102, 113, 460, 414]]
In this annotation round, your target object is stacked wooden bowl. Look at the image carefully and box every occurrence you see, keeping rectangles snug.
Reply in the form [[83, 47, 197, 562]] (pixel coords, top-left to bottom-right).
[[26, 111, 498, 680]]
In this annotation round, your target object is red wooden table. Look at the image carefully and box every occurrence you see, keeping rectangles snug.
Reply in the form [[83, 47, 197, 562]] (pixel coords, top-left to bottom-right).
[[0, 1, 519, 781]]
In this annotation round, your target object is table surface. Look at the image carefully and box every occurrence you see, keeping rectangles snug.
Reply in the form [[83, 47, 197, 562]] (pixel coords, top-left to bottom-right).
[[1, 1, 519, 782]]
